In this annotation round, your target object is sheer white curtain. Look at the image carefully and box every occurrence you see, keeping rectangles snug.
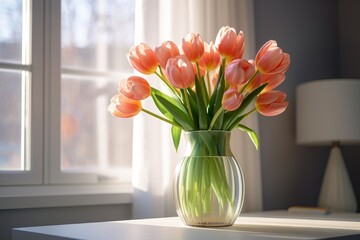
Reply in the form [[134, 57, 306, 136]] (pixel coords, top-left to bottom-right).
[[132, 0, 262, 219]]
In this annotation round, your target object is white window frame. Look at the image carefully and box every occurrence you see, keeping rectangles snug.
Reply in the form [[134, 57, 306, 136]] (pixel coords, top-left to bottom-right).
[[0, 0, 43, 186], [0, 0, 133, 209]]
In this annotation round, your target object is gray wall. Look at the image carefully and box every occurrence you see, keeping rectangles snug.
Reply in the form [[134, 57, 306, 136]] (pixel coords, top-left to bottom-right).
[[0, 204, 131, 240], [254, 0, 360, 211]]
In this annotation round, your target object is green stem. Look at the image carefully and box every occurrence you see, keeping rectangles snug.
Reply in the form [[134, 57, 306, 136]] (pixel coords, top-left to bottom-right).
[[141, 108, 181, 128], [239, 70, 260, 94], [155, 68, 181, 98], [208, 106, 224, 130], [240, 108, 257, 120], [221, 58, 226, 72], [195, 62, 209, 105], [181, 89, 194, 121], [206, 71, 211, 97]]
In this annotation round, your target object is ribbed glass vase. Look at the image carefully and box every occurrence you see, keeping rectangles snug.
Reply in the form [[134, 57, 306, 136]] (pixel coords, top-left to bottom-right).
[[173, 130, 245, 227]]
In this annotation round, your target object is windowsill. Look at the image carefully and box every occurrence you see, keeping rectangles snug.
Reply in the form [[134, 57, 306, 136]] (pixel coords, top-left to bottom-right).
[[0, 183, 133, 209]]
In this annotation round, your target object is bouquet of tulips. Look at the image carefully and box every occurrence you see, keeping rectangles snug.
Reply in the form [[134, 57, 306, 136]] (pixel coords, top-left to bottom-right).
[[108, 26, 290, 150]]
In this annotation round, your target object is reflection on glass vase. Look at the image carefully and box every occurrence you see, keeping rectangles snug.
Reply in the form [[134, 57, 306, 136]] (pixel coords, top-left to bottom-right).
[[173, 130, 245, 227]]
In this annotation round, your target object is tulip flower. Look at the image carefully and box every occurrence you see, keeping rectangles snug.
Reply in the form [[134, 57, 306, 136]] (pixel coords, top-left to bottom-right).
[[155, 41, 180, 70], [110, 26, 291, 148], [166, 56, 195, 89], [256, 90, 288, 116], [181, 33, 205, 62], [198, 41, 221, 71], [215, 26, 244, 62], [222, 87, 243, 111], [119, 76, 151, 100], [255, 40, 290, 74], [129, 43, 158, 75], [108, 94, 142, 118], [225, 59, 255, 86]]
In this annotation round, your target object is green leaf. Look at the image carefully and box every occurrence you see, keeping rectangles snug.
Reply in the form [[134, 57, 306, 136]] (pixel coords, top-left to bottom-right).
[[151, 87, 191, 129], [194, 77, 208, 129], [155, 94, 195, 131], [208, 62, 224, 117], [212, 109, 224, 130], [213, 72, 225, 114], [185, 88, 199, 122], [237, 124, 259, 150], [225, 114, 246, 131], [171, 125, 182, 151], [151, 92, 175, 121]]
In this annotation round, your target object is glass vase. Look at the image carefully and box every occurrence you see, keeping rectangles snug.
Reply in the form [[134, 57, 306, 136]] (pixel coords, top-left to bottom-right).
[[173, 130, 245, 227]]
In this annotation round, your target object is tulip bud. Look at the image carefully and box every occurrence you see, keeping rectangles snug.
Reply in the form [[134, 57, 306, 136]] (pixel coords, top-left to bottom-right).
[[181, 33, 205, 62], [225, 59, 255, 86], [166, 56, 195, 89], [255, 40, 290, 74], [215, 26, 244, 62], [155, 41, 180, 70], [198, 41, 220, 71], [119, 76, 151, 100], [256, 90, 288, 116], [222, 87, 243, 111], [129, 43, 158, 75], [108, 94, 142, 118]]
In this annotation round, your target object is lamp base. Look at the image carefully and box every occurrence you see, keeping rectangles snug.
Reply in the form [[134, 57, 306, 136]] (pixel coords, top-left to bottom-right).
[[318, 144, 357, 212]]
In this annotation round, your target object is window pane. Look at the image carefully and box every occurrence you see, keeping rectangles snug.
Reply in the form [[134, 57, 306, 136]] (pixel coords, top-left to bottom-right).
[[0, 0, 23, 63], [61, 75, 133, 173], [61, 0, 135, 72], [0, 70, 28, 170], [61, 0, 135, 178]]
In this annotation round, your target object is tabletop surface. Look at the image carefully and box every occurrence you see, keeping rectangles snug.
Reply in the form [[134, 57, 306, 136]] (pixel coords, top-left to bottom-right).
[[12, 210, 360, 240]]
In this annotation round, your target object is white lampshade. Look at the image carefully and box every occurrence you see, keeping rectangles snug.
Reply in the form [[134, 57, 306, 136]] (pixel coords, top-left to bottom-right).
[[296, 79, 360, 212], [296, 79, 360, 145]]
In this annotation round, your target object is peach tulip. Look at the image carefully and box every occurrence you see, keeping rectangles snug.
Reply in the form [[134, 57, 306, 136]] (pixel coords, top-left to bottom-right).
[[255, 40, 290, 74], [166, 56, 195, 89], [215, 26, 244, 62], [225, 59, 255, 86], [129, 43, 158, 75], [222, 87, 243, 111], [119, 76, 151, 100], [181, 33, 205, 62], [198, 41, 220, 71], [256, 90, 288, 116], [108, 94, 142, 118], [154, 41, 180, 70]]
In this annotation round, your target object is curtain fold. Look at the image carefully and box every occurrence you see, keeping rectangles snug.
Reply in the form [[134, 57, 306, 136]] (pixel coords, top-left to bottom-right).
[[132, 0, 262, 219]]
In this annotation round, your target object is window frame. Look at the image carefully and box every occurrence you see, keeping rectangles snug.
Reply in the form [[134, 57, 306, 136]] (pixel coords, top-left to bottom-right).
[[0, 0, 132, 208], [0, 0, 43, 186]]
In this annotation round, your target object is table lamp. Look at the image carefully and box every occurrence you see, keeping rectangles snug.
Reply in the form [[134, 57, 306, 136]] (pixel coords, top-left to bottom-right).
[[296, 79, 360, 212]]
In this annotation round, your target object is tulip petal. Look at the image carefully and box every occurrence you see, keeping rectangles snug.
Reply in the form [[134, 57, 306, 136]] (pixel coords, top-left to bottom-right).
[[257, 102, 288, 116]]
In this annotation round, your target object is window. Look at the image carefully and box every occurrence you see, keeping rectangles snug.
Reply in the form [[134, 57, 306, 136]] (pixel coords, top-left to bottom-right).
[[0, 0, 134, 205], [0, 0, 40, 185]]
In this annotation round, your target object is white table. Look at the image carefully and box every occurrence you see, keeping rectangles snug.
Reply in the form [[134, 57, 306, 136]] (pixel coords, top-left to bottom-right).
[[12, 210, 360, 240]]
